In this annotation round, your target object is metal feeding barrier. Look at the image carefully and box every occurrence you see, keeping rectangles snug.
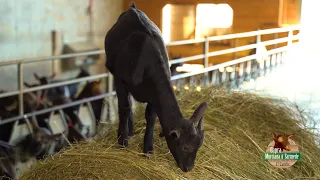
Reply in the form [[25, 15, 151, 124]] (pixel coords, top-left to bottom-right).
[[0, 25, 300, 126]]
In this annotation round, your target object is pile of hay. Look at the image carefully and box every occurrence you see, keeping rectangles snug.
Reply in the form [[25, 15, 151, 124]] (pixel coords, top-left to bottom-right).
[[19, 87, 320, 180]]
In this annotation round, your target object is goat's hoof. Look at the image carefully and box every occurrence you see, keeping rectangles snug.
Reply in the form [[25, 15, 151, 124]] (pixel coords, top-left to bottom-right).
[[143, 146, 154, 154], [118, 138, 129, 147], [142, 151, 153, 159]]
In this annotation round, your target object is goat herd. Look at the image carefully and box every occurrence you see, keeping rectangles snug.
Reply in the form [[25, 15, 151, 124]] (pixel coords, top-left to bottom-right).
[[0, 68, 104, 179]]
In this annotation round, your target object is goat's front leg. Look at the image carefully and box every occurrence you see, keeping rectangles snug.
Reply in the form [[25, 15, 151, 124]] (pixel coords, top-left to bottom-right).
[[115, 80, 132, 147], [144, 103, 157, 154]]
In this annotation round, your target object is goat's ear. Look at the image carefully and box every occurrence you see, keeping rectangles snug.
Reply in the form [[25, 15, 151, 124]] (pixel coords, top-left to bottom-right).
[[169, 129, 180, 139], [34, 73, 40, 81], [287, 133, 295, 139], [130, 1, 136, 8], [197, 117, 204, 133], [190, 102, 208, 123]]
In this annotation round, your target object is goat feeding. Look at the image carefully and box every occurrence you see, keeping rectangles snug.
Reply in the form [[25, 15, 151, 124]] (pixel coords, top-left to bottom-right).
[[104, 2, 208, 172]]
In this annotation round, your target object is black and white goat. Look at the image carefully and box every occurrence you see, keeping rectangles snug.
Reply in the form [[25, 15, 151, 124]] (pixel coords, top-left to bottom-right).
[[104, 3, 207, 172]]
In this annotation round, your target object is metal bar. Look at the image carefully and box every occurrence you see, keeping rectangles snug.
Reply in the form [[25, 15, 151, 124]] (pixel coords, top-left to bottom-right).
[[0, 90, 20, 99], [169, 54, 206, 65], [166, 25, 300, 47], [23, 73, 108, 94], [262, 37, 290, 46], [274, 33, 278, 48], [207, 44, 257, 58], [287, 27, 293, 47], [171, 54, 257, 81], [256, 28, 264, 77], [51, 30, 57, 74], [0, 50, 104, 66], [206, 25, 300, 42], [233, 38, 237, 60], [265, 46, 289, 55], [170, 45, 291, 81], [239, 62, 244, 77], [168, 35, 299, 65], [18, 63, 24, 115], [203, 37, 209, 68], [203, 36, 209, 85], [166, 38, 206, 46], [107, 72, 115, 122], [0, 73, 108, 99], [0, 92, 116, 125]]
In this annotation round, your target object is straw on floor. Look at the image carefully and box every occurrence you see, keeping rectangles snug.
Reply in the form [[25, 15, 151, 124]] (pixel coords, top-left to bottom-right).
[[19, 87, 320, 180]]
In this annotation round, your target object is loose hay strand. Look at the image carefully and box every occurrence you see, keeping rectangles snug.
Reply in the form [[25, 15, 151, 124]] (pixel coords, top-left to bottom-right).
[[19, 87, 320, 180]]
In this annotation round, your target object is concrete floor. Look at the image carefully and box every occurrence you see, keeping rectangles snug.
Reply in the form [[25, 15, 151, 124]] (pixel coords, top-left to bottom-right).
[[239, 42, 320, 131]]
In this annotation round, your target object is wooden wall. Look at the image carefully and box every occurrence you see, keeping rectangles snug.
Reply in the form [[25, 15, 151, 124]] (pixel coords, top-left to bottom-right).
[[123, 0, 301, 65]]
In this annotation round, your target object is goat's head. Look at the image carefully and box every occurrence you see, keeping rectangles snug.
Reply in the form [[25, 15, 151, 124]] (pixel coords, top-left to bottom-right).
[[164, 102, 207, 172], [16, 129, 60, 162], [15, 116, 65, 162], [272, 133, 295, 151]]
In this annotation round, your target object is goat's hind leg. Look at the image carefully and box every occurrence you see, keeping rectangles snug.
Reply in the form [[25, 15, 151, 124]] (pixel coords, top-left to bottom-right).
[[128, 96, 134, 137], [143, 103, 156, 156], [115, 80, 132, 147]]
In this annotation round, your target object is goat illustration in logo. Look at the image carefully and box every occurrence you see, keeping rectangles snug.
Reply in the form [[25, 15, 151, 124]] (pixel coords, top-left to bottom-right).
[[271, 133, 295, 152], [263, 133, 301, 168]]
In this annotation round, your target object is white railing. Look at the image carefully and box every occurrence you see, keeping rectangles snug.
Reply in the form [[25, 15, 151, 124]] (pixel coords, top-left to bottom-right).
[[0, 25, 300, 125]]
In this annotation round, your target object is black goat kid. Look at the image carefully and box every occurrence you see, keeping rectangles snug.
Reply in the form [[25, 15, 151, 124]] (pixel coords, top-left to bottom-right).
[[104, 3, 207, 172]]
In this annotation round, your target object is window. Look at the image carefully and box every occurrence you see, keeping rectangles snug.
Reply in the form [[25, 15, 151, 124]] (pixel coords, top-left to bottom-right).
[[196, 4, 233, 39], [161, 3, 233, 42], [162, 4, 172, 44], [162, 4, 195, 43]]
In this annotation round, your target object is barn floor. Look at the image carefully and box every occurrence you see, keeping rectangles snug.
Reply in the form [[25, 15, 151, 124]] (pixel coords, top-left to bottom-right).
[[239, 42, 320, 131]]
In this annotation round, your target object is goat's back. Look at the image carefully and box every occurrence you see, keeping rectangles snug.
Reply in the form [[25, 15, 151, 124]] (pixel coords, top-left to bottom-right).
[[104, 5, 171, 84]]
